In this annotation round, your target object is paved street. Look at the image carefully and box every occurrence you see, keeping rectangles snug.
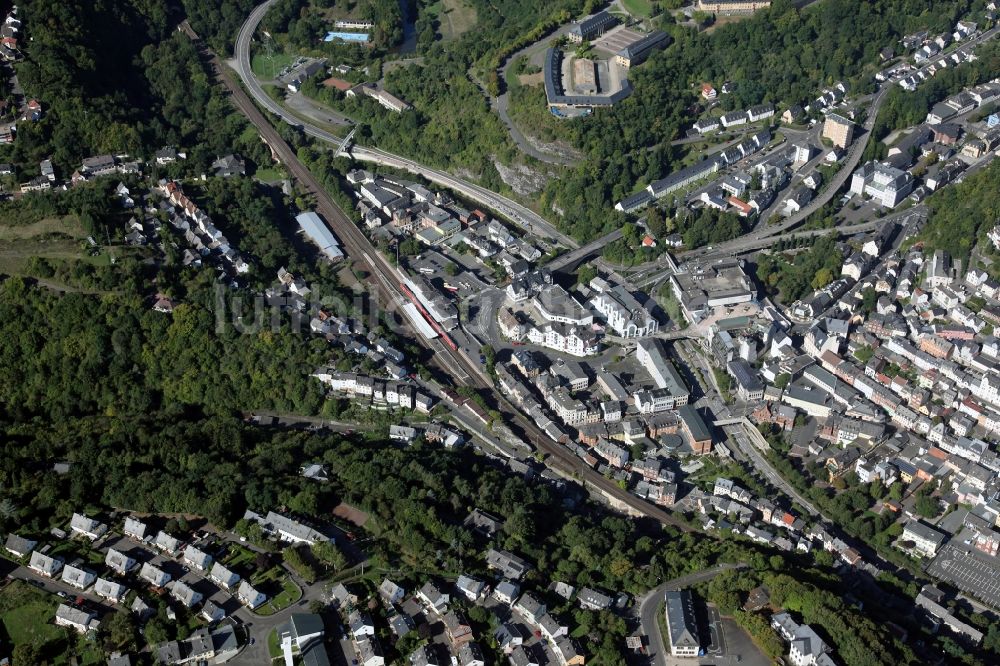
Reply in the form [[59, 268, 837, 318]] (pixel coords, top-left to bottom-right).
[[677, 23, 999, 266], [635, 563, 748, 666], [234, 0, 577, 250]]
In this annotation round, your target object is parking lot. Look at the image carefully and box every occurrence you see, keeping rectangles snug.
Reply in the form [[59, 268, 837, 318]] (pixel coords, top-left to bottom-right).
[[926, 544, 1000, 609]]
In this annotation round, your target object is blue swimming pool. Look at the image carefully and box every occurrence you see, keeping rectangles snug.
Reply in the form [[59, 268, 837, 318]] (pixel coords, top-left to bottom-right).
[[324, 31, 370, 43]]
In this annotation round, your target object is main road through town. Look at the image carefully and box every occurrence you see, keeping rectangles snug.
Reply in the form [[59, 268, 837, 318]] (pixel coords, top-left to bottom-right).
[[235, 0, 578, 249], [180, 15, 698, 535], [672, 25, 998, 266]]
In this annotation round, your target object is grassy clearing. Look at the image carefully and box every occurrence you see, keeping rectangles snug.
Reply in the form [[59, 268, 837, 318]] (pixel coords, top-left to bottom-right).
[[222, 544, 258, 572], [0, 581, 63, 650], [0, 239, 113, 278], [518, 72, 544, 86], [657, 283, 687, 327], [0, 214, 113, 278], [621, 0, 654, 18], [0, 215, 84, 240], [429, 0, 478, 41], [254, 167, 286, 183], [251, 52, 297, 80]]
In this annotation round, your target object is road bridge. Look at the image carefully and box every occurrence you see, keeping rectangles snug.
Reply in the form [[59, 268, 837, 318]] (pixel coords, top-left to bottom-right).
[[234, 1, 577, 250], [545, 228, 622, 273], [179, 9, 699, 535]]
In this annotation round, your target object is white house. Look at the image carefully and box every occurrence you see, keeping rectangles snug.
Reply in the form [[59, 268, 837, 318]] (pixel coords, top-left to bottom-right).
[[70, 513, 107, 541], [238, 580, 267, 609], [29, 551, 63, 578], [182, 544, 213, 571], [123, 517, 148, 541], [105, 548, 137, 575], [209, 562, 241, 590], [170, 580, 204, 608], [55, 604, 95, 634], [94, 577, 128, 603], [61, 564, 96, 590], [901, 520, 947, 557], [139, 562, 171, 588]]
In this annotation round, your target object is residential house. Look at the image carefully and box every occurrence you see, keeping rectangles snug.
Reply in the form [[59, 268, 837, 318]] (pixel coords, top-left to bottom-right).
[[28, 551, 63, 578], [4, 534, 36, 559], [456, 575, 487, 602], [95, 577, 128, 603], [515, 593, 547, 624], [61, 564, 96, 590], [170, 580, 204, 608], [238, 581, 267, 609], [209, 562, 241, 590], [486, 549, 532, 580], [105, 548, 137, 575], [417, 581, 450, 614], [70, 513, 107, 541], [139, 562, 171, 588], [55, 604, 95, 634], [182, 545, 213, 572], [902, 520, 947, 557]]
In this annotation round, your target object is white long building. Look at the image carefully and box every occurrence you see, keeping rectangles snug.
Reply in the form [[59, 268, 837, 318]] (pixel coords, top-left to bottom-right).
[[590, 284, 658, 338], [636, 339, 689, 404]]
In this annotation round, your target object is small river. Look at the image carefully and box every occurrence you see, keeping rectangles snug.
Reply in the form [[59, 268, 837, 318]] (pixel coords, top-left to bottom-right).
[[397, 0, 418, 54]]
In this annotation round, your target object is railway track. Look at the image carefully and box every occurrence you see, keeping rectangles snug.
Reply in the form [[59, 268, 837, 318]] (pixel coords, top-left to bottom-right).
[[179, 20, 697, 534]]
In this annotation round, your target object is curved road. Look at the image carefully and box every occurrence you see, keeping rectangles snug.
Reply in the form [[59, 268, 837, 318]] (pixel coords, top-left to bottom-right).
[[679, 25, 999, 266], [235, 0, 577, 249], [185, 11, 696, 535], [637, 563, 749, 666], [631, 204, 928, 289], [491, 19, 581, 167]]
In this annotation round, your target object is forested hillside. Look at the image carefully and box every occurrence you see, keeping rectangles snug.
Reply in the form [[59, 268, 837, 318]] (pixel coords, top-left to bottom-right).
[[543, 0, 984, 239], [7, 0, 172, 171], [914, 159, 1000, 264]]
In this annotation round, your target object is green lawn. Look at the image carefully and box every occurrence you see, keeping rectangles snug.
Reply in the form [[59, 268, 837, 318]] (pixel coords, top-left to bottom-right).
[[0, 581, 64, 651], [251, 52, 297, 80], [268, 628, 283, 658], [254, 167, 286, 183], [254, 576, 301, 617], [621, 0, 654, 18], [222, 544, 258, 572]]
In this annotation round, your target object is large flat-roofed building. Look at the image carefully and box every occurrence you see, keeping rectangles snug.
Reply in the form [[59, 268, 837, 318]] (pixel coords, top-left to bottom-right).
[[669, 259, 757, 323], [678, 404, 713, 454], [573, 59, 598, 94], [636, 339, 689, 404], [698, 0, 771, 12], [544, 48, 633, 109], [615, 189, 654, 213], [567, 11, 618, 43], [615, 157, 723, 211], [615, 30, 669, 68], [296, 211, 345, 262], [823, 113, 854, 149], [728, 359, 765, 401], [349, 83, 412, 113], [849, 161, 914, 208], [665, 590, 701, 658]]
